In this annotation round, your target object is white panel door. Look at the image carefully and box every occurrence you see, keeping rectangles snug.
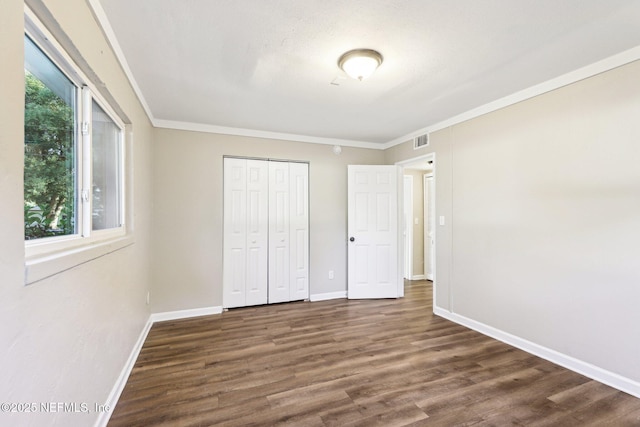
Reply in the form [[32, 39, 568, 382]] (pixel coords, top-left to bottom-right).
[[348, 165, 400, 299], [223, 158, 268, 308], [245, 160, 269, 305], [289, 162, 309, 301], [268, 161, 290, 303], [223, 158, 248, 308]]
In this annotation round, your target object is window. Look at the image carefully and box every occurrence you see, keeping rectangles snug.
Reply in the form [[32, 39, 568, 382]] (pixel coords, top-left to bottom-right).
[[24, 35, 77, 240], [24, 13, 126, 262], [91, 100, 123, 231]]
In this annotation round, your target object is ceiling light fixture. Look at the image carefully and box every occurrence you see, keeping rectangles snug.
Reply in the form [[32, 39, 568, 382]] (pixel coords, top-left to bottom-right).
[[338, 49, 383, 81]]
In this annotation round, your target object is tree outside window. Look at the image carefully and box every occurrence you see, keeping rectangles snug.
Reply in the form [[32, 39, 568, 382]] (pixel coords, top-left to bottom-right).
[[24, 65, 76, 240]]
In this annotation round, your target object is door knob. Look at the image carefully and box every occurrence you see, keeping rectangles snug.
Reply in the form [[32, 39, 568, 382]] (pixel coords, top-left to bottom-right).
[[349, 237, 355, 242]]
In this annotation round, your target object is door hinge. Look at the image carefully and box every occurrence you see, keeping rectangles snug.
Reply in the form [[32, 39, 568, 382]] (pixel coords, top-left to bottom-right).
[[81, 122, 89, 135]]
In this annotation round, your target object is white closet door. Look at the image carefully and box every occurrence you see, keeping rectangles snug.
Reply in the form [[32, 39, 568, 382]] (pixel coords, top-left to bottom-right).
[[225, 158, 308, 308], [223, 158, 268, 308], [223, 158, 248, 308], [289, 162, 309, 301], [245, 160, 269, 306], [268, 161, 290, 303]]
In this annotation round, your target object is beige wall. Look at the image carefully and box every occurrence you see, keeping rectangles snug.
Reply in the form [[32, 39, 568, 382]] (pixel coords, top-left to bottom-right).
[[151, 129, 384, 312], [0, 1, 153, 426], [386, 60, 640, 384]]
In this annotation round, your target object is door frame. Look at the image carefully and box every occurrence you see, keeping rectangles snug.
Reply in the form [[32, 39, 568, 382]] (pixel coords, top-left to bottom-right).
[[396, 153, 436, 297]]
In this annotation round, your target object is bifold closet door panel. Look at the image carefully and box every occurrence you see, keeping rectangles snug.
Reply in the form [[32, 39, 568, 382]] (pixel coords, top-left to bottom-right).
[[245, 160, 269, 306], [223, 158, 247, 308], [268, 161, 290, 304], [223, 158, 268, 308], [289, 162, 309, 301]]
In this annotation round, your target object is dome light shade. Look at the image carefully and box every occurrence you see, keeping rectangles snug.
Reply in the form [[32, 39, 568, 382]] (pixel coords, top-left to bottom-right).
[[338, 49, 383, 81]]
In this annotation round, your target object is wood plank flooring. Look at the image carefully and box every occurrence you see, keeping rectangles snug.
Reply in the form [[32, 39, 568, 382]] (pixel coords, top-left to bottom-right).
[[109, 281, 640, 426]]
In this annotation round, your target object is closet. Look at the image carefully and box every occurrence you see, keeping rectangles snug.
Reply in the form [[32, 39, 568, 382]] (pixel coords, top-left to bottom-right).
[[223, 157, 309, 308]]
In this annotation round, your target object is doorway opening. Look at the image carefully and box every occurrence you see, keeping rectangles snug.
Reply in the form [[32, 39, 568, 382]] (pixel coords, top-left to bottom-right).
[[397, 154, 436, 294]]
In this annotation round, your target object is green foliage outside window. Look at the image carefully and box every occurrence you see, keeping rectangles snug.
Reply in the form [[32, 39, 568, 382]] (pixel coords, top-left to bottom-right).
[[24, 71, 76, 240]]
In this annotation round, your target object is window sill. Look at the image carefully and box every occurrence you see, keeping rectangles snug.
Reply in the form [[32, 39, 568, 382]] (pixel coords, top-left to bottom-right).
[[25, 235, 135, 285]]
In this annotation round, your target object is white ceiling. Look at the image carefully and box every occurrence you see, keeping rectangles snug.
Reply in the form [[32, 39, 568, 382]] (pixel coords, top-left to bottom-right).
[[96, 0, 640, 146]]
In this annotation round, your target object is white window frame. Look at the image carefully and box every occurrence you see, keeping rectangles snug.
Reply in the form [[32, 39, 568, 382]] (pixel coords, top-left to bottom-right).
[[24, 5, 131, 284], [82, 87, 126, 239]]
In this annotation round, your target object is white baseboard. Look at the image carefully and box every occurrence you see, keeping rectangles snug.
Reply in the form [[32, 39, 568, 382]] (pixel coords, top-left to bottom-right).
[[433, 306, 640, 399], [95, 318, 153, 427], [96, 305, 223, 426], [150, 305, 223, 322], [411, 275, 426, 280], [310, 291, 347, 302]]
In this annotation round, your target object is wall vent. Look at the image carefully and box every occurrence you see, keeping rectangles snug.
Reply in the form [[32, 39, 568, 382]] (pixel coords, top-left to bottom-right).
[[413, 133, 429, 149]]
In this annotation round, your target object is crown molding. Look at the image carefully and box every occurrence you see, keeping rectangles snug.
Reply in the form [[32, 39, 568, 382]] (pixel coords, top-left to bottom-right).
[[153, 119, 383, 149], [382, 45, 640, 150], [86, 0, 155, 124]]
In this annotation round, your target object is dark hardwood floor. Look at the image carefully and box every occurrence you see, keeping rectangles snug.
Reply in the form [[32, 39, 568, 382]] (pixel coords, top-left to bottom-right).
[[109, 281, 640, 426]]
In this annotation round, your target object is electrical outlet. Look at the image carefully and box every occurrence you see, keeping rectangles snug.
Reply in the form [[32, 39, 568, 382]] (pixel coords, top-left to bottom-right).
[[328, 270, 334, 280]]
